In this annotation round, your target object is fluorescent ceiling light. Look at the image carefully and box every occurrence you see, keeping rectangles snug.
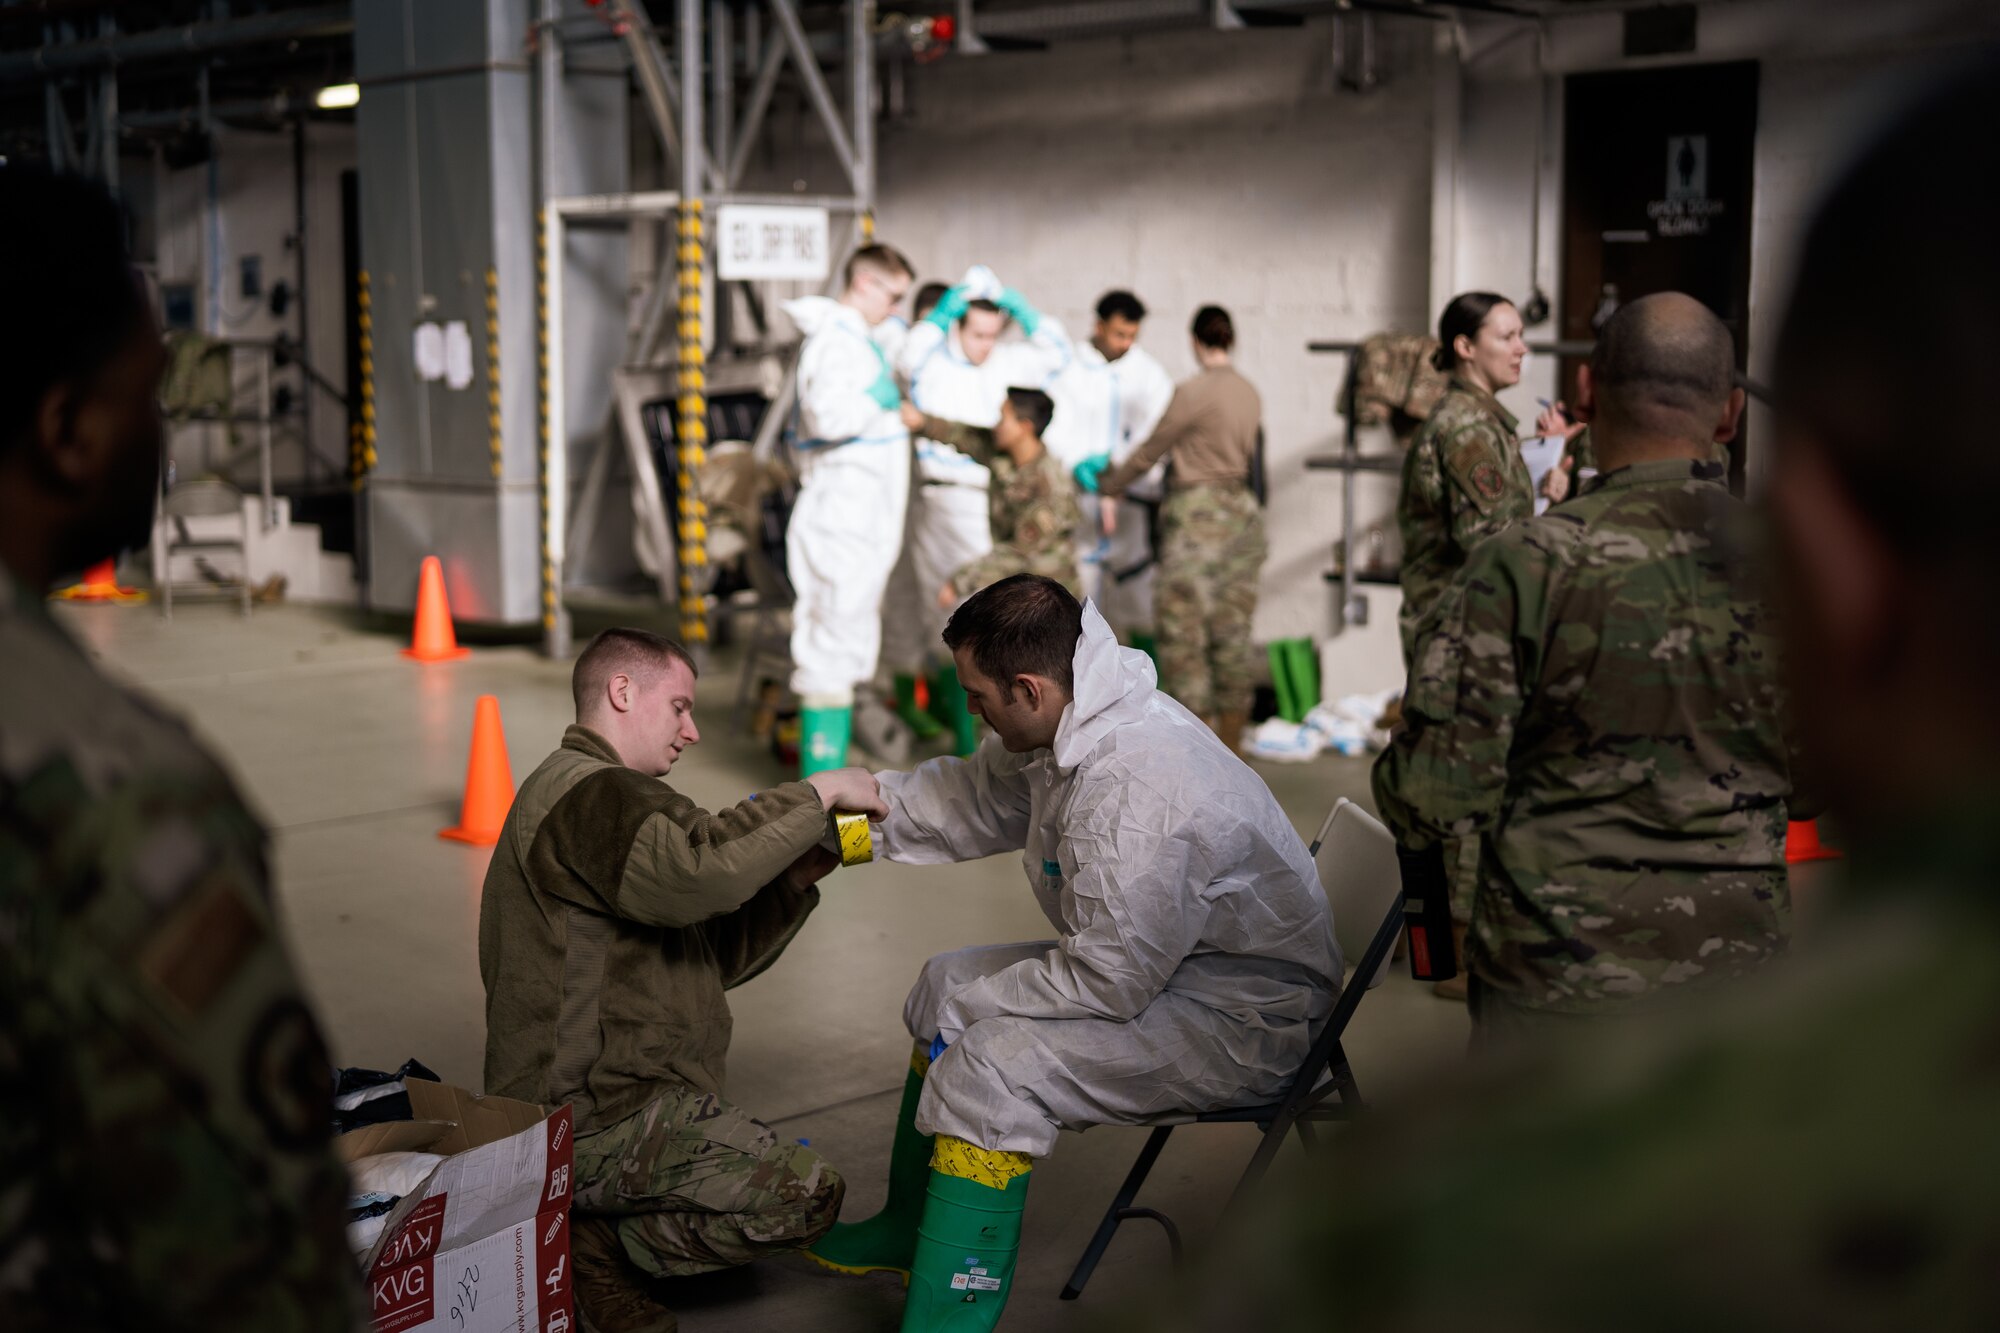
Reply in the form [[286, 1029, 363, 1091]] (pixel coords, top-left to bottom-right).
[[315, 84, 359, 110]]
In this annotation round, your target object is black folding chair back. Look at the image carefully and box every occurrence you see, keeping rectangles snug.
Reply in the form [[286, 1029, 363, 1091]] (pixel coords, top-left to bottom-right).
[[1059, 798, 1405, 1300]]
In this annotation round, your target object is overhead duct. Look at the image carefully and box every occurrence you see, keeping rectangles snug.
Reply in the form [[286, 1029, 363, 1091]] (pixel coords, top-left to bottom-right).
[[0, 5, 353, 80]]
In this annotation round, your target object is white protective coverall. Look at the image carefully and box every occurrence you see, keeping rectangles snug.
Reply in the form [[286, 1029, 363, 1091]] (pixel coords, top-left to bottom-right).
[[874, 602, 1342, 1155], [782, 296, 913, 700], [1045, 339, 1177, 633], [881, 281, 1075, 673]]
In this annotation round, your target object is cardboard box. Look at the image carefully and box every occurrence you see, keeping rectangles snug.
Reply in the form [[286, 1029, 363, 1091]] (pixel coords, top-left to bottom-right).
[[338, 1080, 576, 1333]]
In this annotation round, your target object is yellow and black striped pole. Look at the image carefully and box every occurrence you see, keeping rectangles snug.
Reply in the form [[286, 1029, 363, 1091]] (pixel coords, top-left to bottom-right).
[[536, 209, 558, 642], [675, 198, 710, 646], [352, 270, 377, 490], [484, 267, 504, 479]]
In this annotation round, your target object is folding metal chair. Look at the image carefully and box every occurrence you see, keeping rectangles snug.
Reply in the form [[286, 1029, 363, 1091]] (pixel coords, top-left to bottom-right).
[[1059, 797, 1405, 1300]]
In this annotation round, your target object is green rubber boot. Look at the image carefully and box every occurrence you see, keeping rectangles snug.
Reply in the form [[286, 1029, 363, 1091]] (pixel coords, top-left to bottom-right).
[[806, 1043, 936, 1280], [800, 702, 853, 777], [931, 665, 980, 758], [899, 1138, 1032, 1332], [1129, 630, 1160, 672], [894, 673, 946, 742]]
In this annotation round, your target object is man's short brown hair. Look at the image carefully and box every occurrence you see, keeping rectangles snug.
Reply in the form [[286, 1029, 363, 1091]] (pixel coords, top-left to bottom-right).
[[572, 627, 697, 715], [844, 242, 914, 289]]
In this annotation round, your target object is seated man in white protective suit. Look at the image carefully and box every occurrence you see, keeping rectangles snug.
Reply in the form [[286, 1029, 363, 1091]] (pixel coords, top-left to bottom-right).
[[807, 573, 1341, 1332]]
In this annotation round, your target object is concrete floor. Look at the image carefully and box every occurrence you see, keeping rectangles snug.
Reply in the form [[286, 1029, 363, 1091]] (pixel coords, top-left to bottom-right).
[[57, 594, 1471, 1330]]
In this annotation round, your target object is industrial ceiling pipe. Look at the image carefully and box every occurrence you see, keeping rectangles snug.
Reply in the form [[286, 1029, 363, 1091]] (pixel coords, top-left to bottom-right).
[[0, 4, 353, 81]]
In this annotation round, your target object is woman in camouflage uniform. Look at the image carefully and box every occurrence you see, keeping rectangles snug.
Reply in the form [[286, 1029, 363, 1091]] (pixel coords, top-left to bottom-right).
[[1396, 292, 1537, 671], [1097, 306, 1265, 751]]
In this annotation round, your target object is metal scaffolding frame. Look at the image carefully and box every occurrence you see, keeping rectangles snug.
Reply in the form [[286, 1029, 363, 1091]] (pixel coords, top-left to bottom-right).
[[538, 0, 878, 659]]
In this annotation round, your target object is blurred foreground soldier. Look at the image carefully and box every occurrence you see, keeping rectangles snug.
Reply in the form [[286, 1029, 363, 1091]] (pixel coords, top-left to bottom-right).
[[901, 387, 1083, 604], [1375, 294, 1805, 1046], [808, 576, 1338, 1331], [479, 629, 888, 1332], [1096, 306, 1265, 750], [0, 169, 360, 1327], [1130, 66, 2000, 1333]]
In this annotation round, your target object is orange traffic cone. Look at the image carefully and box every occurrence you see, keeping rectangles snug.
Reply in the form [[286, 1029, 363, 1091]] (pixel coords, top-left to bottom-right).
[[441, 694, 515, 846], [52, 558, 146, 604], [1785, 819, 1842, 864], [404, 555, 471, 661]]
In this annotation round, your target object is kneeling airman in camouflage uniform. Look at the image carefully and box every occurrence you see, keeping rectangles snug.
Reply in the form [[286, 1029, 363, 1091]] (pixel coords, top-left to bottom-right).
[[479, 628, 889, 1332]]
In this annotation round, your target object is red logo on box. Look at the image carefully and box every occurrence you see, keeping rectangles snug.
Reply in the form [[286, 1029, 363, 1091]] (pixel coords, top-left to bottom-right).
[[371, 1193, 447, 1332]]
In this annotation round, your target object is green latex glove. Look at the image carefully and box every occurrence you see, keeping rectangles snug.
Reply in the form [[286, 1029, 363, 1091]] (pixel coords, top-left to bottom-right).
[[867, 369, 902, 412], [1072, 453, 1112, 493], [926, 284, 971, 329], [997, 286, 1041, 335]]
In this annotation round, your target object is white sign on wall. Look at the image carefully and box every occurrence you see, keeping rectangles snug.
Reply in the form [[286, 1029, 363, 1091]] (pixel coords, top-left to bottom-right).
[[716, 205, 831, 281]]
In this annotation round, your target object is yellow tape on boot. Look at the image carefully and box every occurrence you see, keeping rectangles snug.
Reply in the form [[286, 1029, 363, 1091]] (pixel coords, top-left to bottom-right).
[[931, 1136, 1033, 1191], [836, 811, 874, 866], [909, 1039, 932, 1078]]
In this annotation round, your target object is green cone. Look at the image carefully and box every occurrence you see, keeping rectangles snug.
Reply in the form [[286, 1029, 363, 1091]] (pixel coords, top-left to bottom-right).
[[806, 1046, 935, 1279]]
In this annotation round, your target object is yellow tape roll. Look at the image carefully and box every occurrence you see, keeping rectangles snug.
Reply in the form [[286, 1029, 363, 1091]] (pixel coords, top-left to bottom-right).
[[835, 811, 873, 867]]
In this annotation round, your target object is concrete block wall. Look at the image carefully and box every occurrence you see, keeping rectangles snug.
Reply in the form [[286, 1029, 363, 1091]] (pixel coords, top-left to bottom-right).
[[875, 19, 1439, 648]]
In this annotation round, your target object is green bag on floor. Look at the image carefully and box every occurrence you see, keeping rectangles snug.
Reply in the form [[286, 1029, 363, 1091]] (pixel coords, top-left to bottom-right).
[[1267, 638, 1320, 723]]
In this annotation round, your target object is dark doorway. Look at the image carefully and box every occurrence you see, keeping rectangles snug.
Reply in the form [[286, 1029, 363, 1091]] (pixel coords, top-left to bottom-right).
[[1562, 61, 1758, 490]]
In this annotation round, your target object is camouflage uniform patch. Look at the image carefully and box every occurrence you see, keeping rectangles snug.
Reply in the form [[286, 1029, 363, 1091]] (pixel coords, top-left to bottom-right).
[[1154, 484, 1266, 719], [572, 1083, 843, 1277], [1373, 458, 1802, 1015]]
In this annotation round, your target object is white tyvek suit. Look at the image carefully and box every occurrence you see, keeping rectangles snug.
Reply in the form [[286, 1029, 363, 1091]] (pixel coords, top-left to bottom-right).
[[1046, 340, 1177, 633], [880, 314, 1075, 671], [874, 603, 1342, 1154], [782, 297, 912, 700]]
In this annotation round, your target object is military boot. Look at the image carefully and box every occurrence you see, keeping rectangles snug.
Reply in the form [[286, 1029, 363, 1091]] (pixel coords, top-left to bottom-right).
[[573, 1216, 679, 1333]]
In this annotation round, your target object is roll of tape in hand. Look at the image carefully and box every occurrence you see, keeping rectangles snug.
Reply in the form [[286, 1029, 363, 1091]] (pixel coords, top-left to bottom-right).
[[835, 811, 874, 867]]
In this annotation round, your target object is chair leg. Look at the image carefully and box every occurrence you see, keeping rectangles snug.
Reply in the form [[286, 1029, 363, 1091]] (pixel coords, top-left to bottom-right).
[[1059, 1125, 1174, 1302], [1294, 1120, 1318, 1151], [1222, 1109, 1303, 1221]]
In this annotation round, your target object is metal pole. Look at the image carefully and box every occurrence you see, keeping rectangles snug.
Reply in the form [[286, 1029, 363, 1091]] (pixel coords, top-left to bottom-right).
[[727, 32, 790, 189], [850, 0, 874, 222], [0, 6, 354, 81], [294, 114, 312, 487], [259, 350, 275, 531], [96, 13, 118, 190], [768, 0, 858, 190], [676, 0, 711, 650], [711, 0, 733, 176], [710, 0, 735, 352], [538, 0, 571, 658]]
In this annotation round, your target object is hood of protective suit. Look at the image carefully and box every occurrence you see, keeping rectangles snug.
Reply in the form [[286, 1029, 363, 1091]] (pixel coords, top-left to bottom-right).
[[781, 295, 851, 339], [1054, 602, 1158, 772]]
